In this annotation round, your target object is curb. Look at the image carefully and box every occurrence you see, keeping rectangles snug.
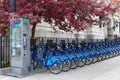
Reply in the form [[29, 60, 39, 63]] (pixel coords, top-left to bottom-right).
[[0, 67, 11, 75]]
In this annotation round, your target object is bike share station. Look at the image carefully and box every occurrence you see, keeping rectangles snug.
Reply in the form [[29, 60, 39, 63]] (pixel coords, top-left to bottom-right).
[[7, 18, 46, 77], [5, 18, 120, 78]]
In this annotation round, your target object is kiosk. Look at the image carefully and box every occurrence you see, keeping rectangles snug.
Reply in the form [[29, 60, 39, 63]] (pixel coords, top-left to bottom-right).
[[9, 18, 45, 77], [10, 18, 31, 76]]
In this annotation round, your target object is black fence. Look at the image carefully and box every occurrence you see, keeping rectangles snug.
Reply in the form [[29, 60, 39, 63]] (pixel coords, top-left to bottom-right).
[[0, 36, 10, 68], [34, 37, 104, 45]]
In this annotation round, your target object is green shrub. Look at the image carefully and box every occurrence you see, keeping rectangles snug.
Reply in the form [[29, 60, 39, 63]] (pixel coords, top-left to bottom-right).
[[2, 60, 9, 67]]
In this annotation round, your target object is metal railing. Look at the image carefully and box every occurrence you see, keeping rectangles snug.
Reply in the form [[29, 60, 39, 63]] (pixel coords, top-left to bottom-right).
[[0, 36, 10, 68]]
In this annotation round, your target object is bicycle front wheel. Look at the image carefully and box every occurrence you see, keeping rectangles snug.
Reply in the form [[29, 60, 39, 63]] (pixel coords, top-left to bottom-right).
[[70, 58, 79, 69], [78, 58, 85, 67], [48, 61, 63, 74], [62, 59, 71, 72]]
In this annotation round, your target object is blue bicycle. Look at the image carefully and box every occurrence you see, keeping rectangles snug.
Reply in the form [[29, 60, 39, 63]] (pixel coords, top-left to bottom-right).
[[64, 43, 79, 69], [79, 44, 93, 65], [53, 44, 71, 71], [31, 45, 63, 74], [70, 44, 86, 67]]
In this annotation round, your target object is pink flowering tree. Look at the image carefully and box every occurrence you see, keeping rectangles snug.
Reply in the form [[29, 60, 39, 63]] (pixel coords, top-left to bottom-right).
[[0, 0, 111, 38]]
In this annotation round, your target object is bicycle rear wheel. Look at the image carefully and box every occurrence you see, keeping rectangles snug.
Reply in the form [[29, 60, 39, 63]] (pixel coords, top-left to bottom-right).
[[31, 54, 39, 70]]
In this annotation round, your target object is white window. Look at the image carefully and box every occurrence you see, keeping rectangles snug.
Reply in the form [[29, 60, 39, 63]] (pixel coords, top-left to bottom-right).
[[105, 0, 111, 5]]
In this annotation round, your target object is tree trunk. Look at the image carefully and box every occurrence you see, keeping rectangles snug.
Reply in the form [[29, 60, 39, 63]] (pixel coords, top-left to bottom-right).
[[107, 18, 113, 40], [31, 23, 36, 39], [107, 11, 114, 40]]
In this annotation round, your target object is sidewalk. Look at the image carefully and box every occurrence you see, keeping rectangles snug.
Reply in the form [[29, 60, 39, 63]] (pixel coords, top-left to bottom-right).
[[1, 56, 120, 80], [91, 67, 120, 80]]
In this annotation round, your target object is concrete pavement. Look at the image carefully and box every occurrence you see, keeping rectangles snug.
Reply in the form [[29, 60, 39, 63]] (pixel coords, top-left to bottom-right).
[[91, 67, 120, 80], [1, 56, 120, 80]]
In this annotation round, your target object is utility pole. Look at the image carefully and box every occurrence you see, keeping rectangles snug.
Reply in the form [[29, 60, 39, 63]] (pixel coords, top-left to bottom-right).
[[10, 0, 16, 13]]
